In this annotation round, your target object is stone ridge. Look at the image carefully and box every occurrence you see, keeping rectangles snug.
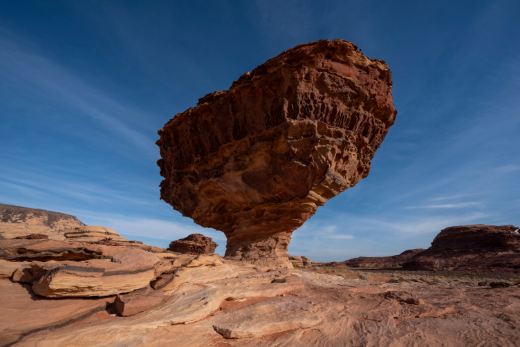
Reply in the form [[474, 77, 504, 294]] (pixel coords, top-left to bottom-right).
[[157, 39, 397, 267], [403, 225, 520, 273], [328, 248, 426, 269], [0, 203, 86, 240]]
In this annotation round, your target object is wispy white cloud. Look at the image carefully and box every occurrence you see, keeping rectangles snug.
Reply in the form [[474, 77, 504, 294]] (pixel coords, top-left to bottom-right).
[[406, 202, 484, 209], [429, 195, 465, 201], [326, 235, 355, 240]]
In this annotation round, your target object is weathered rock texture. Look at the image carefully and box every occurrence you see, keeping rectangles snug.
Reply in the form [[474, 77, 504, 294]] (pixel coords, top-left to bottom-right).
[[168, 233, 218, 254], [64, 226, 130, 243], [403, 225, 520, 273], [157, 39, 397, 267], [330, 248, 426, 268], [0, 204, 85, 240]]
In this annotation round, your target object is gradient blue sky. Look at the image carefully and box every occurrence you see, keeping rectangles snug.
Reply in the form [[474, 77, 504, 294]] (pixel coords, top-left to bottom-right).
[[1, 1, 519, 261]]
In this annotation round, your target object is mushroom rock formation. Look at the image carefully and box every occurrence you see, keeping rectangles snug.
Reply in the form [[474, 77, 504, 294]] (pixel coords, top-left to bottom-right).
[[168, 233, 218, 255], [403, 225, 520, 273], [157, 39, 397, 267]]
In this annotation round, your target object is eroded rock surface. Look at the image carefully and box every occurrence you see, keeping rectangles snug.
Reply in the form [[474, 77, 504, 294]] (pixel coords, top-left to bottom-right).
[[0, 204, 85, 240], [403, 225, 520, 273], [157, 39, 397, 267], [168, 233, 218, 254]]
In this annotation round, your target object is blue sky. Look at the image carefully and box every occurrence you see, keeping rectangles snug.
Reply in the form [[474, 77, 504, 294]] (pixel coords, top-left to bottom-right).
[[1, 0, 519, 262]]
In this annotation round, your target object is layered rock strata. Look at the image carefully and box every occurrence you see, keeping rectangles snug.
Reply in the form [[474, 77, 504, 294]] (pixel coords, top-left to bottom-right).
[[157, 39, 397, 267], [64, 226, 130, 243], [168, 233, 218, 254], [403, 225, 520, 273], [329, 248, 426, 268], [0, 204, 85, 240]]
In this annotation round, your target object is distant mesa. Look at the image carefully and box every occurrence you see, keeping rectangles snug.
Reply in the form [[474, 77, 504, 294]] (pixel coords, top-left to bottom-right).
[[169, 233, 218, 255], [157, 39, 397, 267], [403, 224, 520, 274], [329, 249, 426, 268], [0, 203, 85, 240]]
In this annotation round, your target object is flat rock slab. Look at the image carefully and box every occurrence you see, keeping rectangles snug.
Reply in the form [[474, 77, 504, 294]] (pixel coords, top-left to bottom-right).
[[212, 297, 344, 338], [0, 240, 103, 261], [31, 259, 155, 297], [0, 279, 112, 346]]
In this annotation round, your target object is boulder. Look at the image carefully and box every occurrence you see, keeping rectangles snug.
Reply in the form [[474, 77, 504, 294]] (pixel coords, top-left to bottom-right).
[[11, 263, 33, 282], [114, 287, 165, 316], [0, 260, 27, 279], [403, 225, 520, 273], [0, 203, 85, 240], [168, 233, 218, 254], [64, 226, 130, 243], [156, 39, 397, 267], [31, 259, 155, 297]]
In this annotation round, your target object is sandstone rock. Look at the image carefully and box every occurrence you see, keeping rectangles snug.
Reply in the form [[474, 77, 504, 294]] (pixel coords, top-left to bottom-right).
[[31, 259, 155, 297], [0, 204, 85, 240], [160, 263, 238, 293], [384, 291, 424, 305], [0, 260, 26, 279], [403, 225, 520, 273], [157, 39, 397, 267], [213, 297, 343, 339], [185, 254, 223, 268], [0, 239, 103, 261], [111, 248, 160, 269], [114, 287, 164, 316], [11, 264, 520, 347], [64, 226, 130, 243], [0, 279, 113, 346], [168, 233, 218, 254], [302, 256, 311, 266], [11, 263, 33, 282], [289, 255, 304, 267], [15, 233, 48, 239], [333, 248, 426, 268]]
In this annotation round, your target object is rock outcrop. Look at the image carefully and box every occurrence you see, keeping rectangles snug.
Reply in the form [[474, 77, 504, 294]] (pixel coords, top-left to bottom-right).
[[64, 226, 130, 243], [168, 233, 218, 254], [157, 39, 397, 267], [330, 249, 426, 268], [403, 225, 520, 273], [0, 204, 85, 240]]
